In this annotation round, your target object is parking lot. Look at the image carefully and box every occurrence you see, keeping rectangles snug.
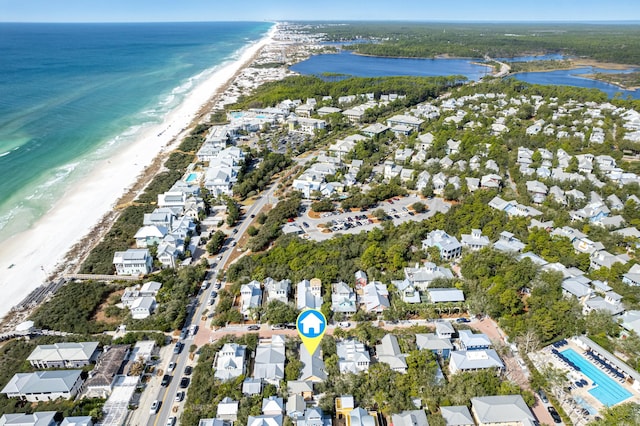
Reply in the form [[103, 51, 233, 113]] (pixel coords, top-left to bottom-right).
[[293, 195, 451, 242]]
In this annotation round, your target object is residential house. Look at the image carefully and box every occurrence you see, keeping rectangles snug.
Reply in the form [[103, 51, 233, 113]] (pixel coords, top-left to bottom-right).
[[526, 180, 548, 204], [60, 417, 93, 426], [133, 225, 168, 248], [435, 321, 455, 340], [449, 349, 503, 375], [335, 396, 355, 422], [143, 208, 175, 229], [354, 271, 367, 290], [263, 396, 285, 416], [359, 282, 390, 314], [336, 339, 370, 374], [242, 378, 263, 396], [2, 370, 84, 402], [130, 297, 156, 320], [470, 395, 536, 426], [387, 114, 424, 132], [493, 231, 525, 253], [299, 345, 327, 383], [317, 106, 342, 117], [440, 406, 474, 426], [27, 342, 99, 369], [590, 250, 628, 270], [480, 174, 501, 190], [297, 279, 323, 311], [214, 343, 246, 381], [241, 281, 263, 320], [0, 412, 57, 426], [217, 398, 239, 423], [112, 249, 153, 276], [264, 278, 291, 304], [404, 263, 454, 290], [296, 407, 331, 426], [331, 282, 357, 316], [446, 139, 461, 155], [286, 394, 306, 421], [427, 288, 465, 304], [623, 264, 640, 287], [348, 408, 377, 426], [83, 345, 129, 398], [247, 415, 283, 426], [287, 381, 314, 401], [393, 279, 422, 304], [253, 336, 286, 386], [391, 411, 429, 426], [583, 291, 625, 316], [458, 330, 492, 351], [416, 333, 453, 359], [460, 229, 490, 251], [376, 334, 408, 373], [422, 230, 462, 260]]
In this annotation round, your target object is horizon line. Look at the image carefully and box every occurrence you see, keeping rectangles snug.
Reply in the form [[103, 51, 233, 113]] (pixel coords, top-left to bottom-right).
[[1, 19, 639, 24]]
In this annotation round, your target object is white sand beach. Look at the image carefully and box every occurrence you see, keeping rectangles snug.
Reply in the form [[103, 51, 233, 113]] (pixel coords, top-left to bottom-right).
[[0, 26, 276, 322]]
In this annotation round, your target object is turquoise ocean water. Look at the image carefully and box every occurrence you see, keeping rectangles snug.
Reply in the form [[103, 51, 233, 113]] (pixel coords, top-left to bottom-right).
[[0, 22, 271, 242]]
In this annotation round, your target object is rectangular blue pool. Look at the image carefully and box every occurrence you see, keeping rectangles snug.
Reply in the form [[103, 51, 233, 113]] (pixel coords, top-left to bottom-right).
[[185, 173, 197, 183], [561, 348, 632, 407]]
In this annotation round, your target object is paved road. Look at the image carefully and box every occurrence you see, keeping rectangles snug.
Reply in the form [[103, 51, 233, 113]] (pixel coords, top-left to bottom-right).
[[142, 154, 318, 426]]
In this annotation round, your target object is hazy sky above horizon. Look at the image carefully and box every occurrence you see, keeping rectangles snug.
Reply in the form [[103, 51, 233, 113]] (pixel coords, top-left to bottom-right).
[[1, 0, 639, 23]]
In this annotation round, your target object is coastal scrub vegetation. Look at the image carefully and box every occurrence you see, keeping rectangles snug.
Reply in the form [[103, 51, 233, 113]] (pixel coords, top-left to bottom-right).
[[233, 152, 292, 199], [29, 280, 112, 334]]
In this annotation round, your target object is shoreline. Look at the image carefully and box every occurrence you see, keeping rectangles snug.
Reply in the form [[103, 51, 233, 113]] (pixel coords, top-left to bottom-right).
[[0, 24, 276, 324]]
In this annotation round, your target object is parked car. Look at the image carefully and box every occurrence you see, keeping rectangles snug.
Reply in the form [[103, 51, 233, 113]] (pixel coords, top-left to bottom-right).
[[175, 391, 185, 402], [456, 317, 471, 323], [285, 323, 297, 330], [338, 322, 351, 328], [167, 362, 176, 373], [247, 325, 260, 331], [167, 417, 177, 426], [538, 389, 548, 403], [271, 324, 284, 330], [547, 406, 561, 424], [179, 377, 190, 389], [184, 366, 193, 376], [150, 400, 161, 414], [200, 280, 208, 291], [173, 342, 183, 354]]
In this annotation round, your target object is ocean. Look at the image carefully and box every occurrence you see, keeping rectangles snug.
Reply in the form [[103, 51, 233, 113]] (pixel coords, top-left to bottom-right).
[[0, 21, 271, 242]]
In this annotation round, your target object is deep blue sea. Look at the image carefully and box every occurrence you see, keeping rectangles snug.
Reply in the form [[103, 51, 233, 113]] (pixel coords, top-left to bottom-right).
[[0, 22, 271, 241]]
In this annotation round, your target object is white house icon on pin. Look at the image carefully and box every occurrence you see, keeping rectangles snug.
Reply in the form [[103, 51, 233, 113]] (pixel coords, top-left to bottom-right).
[[300, 312, 323, 336]]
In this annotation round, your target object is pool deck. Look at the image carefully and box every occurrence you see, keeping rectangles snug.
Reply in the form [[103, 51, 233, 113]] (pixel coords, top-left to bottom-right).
[[531, 339, 640, 425]]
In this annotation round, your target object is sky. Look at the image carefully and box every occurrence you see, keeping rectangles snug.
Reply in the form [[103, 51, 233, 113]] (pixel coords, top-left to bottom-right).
[[0, 0, 639, 23]]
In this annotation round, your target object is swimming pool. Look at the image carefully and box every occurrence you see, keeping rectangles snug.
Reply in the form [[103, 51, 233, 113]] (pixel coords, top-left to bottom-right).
[[185, 173, 198, 183], [561, 348, 632, 407]]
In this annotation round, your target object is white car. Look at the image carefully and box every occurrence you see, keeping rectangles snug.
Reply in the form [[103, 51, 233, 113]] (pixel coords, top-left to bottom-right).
[[167, 362, 176, 373], [167, 417, 177, 426], [338, 321, 351, 328], [149, 400, 160, 414]]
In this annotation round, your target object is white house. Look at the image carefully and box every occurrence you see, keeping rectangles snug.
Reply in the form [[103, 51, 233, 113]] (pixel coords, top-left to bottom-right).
[[214, 343, 246, 381], [336, 339, 370, 374], [331, 282, 357, 316], [375, 335, 408, 373], [359, 282, 390, 314], [2, 370, 84, 402], [253, 336, 286, 386], [264, 278, 291, 304], [241, 281, 263, 320], [27, 342, 99, 369], [112, 249, 153, 276], [460, 229, 490, 250], [297, 279, 323, 311], [422, 230, 462, 260]]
